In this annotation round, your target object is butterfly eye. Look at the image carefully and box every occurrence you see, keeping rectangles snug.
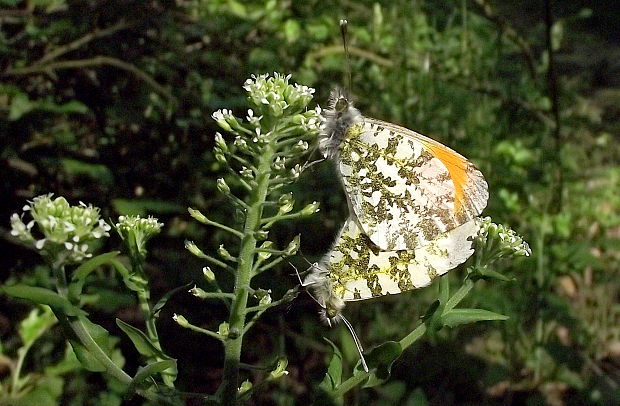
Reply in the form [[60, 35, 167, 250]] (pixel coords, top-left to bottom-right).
[[334, 98, 348, 114], [326, 307, 339, 319]]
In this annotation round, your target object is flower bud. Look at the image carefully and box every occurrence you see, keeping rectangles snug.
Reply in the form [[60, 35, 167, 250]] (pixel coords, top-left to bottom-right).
[[300, 201, 320, 216], [238, 380, 252, 396], [214, 132, 228, 152], [258, 241, 274, 261], [203, 266, 215, 282], [278, 193, 294, 214], [212, 109, 233, 132], [259, 293, 272, 306], [284, 235, 301, 256], [216, 178, 231, 195], [269, 357, 289, 380], [185, 240, 207, 259], [188, 207, 208, 224], [239, 166, 254, 180], [272, 156, 286, 171], [291, 140, 309, 153], [189, 285, 208, 299], [218, 322, 229, 337], [290, 164, 302, 179], [254, 230, 269, 240], [214, 151, 227, 164], [218, 244, 235, 261], [173, 313, 189, 328]]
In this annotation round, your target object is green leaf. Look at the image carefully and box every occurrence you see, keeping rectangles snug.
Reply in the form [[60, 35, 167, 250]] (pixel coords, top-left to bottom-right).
[[116, 318, 168, 359], [18, 306, 56, 347], [70, 251, 120, 297], [228, 0, 247, 18], [127, 360, 177, 394], [8, 92, 33, 120], [13, 375, 64, 406], [283, 19, 301, 43], [69, 316, 124, 372], [319, 338, 343, 392], [151, 283, 193, 319], [468, 266, 513, 282], [441, 308, 508, 328], [60, 158, 114, 185], [2, 285, 85, 316], [362, 341, 402, 388]]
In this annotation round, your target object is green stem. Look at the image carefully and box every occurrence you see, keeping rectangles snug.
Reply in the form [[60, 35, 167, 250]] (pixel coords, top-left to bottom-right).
[[51, 265, 173, 404], [331, 323, 427, 399], [218, 139, 277, 404]]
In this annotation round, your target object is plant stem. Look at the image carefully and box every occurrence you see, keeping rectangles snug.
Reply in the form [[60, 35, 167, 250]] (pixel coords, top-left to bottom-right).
[[218, 139, 276, 404], [51, 265, 174, 404], [331, 323, 427, 399]]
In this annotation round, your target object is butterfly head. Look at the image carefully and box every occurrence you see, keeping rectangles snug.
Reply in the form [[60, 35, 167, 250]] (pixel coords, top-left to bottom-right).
[[319, 88, 362, 159]]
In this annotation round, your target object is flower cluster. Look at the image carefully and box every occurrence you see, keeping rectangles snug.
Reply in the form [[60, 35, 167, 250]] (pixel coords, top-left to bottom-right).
[[242, 73, 315, 117], [115, 215, 163, 260], [10, 194, 111, 264], [473, 217, 531, 267]]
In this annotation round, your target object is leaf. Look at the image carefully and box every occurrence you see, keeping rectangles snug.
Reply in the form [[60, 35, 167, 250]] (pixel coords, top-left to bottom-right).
[[116, 319, 168, 359], [69, 316, 124, 372], [441, 308, 508, 328], [283, 19, 301, 43], [151, 283, 193, 319], [8, 92, 33, 120], [18, 306, 57, 347], [421, 300, 442, 342], [361, 341, 402, 388], [127, 360, 177, 394], [228, 0, 247, 18], [70, 251, 120, 297], [319, 338, 343, 392], [60, 158, 114, 185], [2, 285, 85, 316], [13, 375, 64, 406]]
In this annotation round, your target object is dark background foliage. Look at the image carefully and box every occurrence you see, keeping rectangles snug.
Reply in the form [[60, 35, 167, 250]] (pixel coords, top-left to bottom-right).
[[1, 1, 619, 405]]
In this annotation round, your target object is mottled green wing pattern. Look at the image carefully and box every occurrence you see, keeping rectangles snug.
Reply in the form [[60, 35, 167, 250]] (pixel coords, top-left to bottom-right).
[[338, 118, 488, 251], [324, 217, 479, 301]]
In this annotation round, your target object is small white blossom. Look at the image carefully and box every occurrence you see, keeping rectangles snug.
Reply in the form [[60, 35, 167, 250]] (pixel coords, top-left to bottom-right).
[[9, 194, 111, 264]]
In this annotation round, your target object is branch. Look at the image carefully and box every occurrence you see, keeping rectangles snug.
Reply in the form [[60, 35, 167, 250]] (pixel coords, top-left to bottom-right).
[[4, 56, 177, 105], [472, 0, 537, 78], [37, 21, 131, 64]]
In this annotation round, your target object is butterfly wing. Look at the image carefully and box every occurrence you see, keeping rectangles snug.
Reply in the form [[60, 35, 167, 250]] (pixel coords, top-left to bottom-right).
[[324, 217, 479, 301], [338, 117, 488, 251]]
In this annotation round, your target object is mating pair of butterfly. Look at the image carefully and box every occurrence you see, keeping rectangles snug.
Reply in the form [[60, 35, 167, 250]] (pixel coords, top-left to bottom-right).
[[300, 87, 488, 370]]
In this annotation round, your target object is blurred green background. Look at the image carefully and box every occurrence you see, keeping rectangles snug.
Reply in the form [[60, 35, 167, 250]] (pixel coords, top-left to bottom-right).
[[1, 0, 619, 405]]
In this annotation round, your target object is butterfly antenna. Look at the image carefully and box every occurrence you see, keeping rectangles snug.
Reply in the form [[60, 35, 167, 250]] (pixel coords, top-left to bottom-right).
[[289, 261, 306, 286], [340, 19, 352, 94], [340, 314, 369, 372], [289, 260, 325, 307]]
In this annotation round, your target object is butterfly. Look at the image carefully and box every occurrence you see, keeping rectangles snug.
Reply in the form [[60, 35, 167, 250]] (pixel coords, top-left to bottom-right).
[[302, 89, 488, 371]]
